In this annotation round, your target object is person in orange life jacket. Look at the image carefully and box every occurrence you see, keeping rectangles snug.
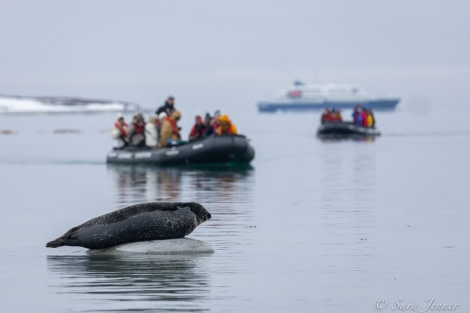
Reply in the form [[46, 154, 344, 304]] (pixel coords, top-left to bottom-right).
[[215, 114, 238, 135], [155, 96, 176, 116], [111, 113, 128, 147], [126, 113, 146, 147], [189, 115, 206, 140], [331, 108, 342, 122], [204, 110, 221, 136], [158, 110, 182, 148]]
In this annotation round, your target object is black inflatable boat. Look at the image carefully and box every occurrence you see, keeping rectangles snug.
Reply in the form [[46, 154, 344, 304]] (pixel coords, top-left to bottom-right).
[[106, 135, 255, 165], [317, 122, 380, 138]]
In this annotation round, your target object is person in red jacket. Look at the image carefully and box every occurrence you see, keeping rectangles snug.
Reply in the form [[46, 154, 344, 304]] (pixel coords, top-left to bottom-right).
[[112, 113, 129, 147], [189, 115, 206, 140], [360, 108, 368, 127], [321, 108, 331, 124]]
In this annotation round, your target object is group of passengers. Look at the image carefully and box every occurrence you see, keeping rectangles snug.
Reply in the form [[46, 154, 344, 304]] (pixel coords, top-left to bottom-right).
[[321, 103, 375, 128], [112, 96, 238, 149], [320, 108, 342, 124]]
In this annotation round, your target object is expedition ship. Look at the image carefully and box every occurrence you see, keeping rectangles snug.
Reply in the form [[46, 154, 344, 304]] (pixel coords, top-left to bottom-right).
[[258, 81, 399, 112]]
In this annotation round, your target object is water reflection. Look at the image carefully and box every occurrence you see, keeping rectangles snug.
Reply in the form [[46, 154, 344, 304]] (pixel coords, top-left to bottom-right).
[[107, 164, 255, 206], [320, 143, 376, 207], [47, 254, 212, 312], [318, 136, 376, 143], [106, 164, 256, 247], [319, 143, 376, 282]]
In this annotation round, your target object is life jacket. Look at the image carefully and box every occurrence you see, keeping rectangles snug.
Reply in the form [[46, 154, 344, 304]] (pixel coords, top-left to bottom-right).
[[114, 122, 128, 136], [166, 117, 179, 135], [367, 114, 374, 127], [190, 124, 206, 138], [330, 113, 339, 122], [217, 122, 233, 135], [361, 111, 368, 127], [134, 123, 144, 134]]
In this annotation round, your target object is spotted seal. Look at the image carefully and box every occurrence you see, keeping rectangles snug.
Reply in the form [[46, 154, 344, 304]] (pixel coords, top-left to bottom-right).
[[46, 202, 211, 249]]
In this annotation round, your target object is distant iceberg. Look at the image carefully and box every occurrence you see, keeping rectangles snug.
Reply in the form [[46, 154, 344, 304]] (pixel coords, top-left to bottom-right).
[[0, 95, 140, 114]]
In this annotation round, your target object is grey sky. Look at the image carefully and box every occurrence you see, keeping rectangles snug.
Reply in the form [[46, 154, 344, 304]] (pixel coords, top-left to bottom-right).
[[0, 0, 469, 110]]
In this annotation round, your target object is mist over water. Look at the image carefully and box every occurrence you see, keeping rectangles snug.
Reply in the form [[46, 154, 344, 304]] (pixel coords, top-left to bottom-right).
[[0, 106, 469, 312]]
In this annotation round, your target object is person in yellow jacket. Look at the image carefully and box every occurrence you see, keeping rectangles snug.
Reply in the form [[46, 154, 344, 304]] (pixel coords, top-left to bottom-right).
[[215, 114, 238, 135], [366, 109, 375, 128], [158, 110, 182, 147]]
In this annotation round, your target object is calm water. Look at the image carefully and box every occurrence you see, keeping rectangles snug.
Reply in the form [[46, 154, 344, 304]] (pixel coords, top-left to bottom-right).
[[0, 108, 469, 312]]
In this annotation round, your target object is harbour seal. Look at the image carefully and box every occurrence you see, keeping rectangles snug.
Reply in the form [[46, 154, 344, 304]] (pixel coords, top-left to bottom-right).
[[46, 202, 211, 249]]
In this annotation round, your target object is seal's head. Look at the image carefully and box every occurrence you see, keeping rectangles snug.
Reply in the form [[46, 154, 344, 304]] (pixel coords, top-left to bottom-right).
[[188, 202, 211, 225], [46, 226, 81, 248]]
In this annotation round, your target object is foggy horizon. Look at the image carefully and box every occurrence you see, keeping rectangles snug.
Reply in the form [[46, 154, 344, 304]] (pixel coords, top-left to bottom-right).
[[1, 0, 469, 111]]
